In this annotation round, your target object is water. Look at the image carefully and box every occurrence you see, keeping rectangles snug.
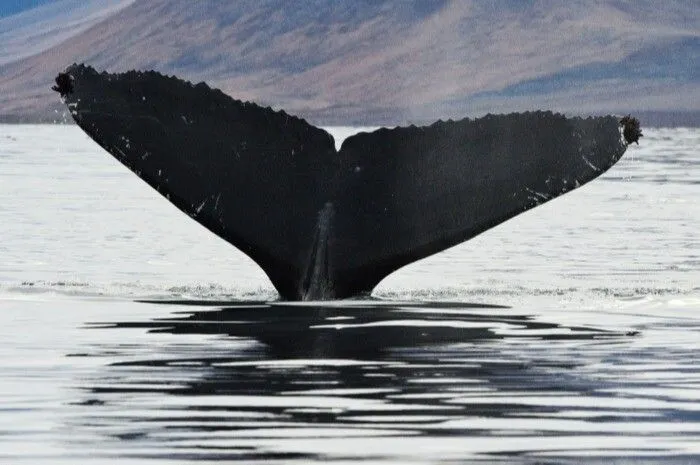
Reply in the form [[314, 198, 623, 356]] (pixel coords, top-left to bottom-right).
[[0, 124, 698, 463]]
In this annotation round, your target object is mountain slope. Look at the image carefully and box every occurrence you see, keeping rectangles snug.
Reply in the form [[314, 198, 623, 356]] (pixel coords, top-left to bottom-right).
[[0, 0, 134, 66], [0, 0, 698, 124]]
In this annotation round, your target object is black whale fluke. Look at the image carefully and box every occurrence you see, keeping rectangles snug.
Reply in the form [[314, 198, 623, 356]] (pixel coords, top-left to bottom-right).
[[54, 64, 630, 301]]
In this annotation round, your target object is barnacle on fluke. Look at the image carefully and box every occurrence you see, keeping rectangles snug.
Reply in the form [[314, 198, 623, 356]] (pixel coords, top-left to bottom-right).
[[53, 64, 632, 300], [620, 114, 643, 145], [52, 72, 74, 97]]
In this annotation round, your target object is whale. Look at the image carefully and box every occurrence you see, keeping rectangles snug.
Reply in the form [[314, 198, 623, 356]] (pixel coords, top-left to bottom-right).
[[53, 64, 635, 300]]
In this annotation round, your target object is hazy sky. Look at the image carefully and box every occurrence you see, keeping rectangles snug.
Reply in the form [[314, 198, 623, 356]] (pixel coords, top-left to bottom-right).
[[0, 0, 55, 18]]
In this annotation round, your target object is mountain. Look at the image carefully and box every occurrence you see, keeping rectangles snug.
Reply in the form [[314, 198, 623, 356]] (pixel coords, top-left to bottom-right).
[[0, 0, 698, 125], [0, 0, 134, 67]]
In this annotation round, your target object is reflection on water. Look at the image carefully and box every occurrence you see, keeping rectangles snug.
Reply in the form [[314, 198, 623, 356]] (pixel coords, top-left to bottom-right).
[[62, 299, 699, 463], [111, 299, 631, 353]]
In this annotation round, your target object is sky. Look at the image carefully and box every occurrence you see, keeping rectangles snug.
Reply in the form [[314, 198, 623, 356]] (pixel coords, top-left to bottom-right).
[[0, 0, 56, 18]]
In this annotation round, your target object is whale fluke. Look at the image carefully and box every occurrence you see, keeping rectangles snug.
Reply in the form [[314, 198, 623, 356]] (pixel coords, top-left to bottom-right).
[[54, 64, 630, 300]]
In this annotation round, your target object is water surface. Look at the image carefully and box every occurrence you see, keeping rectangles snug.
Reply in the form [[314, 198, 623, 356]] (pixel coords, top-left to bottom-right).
[[0, 125, 698, 463]]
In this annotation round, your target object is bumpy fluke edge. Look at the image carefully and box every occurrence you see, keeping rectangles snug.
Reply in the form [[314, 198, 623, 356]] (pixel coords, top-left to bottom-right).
[[54, 64, 631, 300]]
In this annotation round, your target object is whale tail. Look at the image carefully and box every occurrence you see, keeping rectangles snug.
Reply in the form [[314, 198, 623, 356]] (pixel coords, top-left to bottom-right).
[[54, 64, 629, 300]]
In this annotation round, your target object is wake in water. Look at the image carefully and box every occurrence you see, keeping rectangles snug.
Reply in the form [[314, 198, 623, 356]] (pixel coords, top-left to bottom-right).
[[3, 279, 698, 304]]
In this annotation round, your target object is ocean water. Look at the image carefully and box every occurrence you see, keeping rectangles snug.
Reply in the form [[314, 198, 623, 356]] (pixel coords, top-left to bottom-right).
[[0, 124, 698, 464]]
